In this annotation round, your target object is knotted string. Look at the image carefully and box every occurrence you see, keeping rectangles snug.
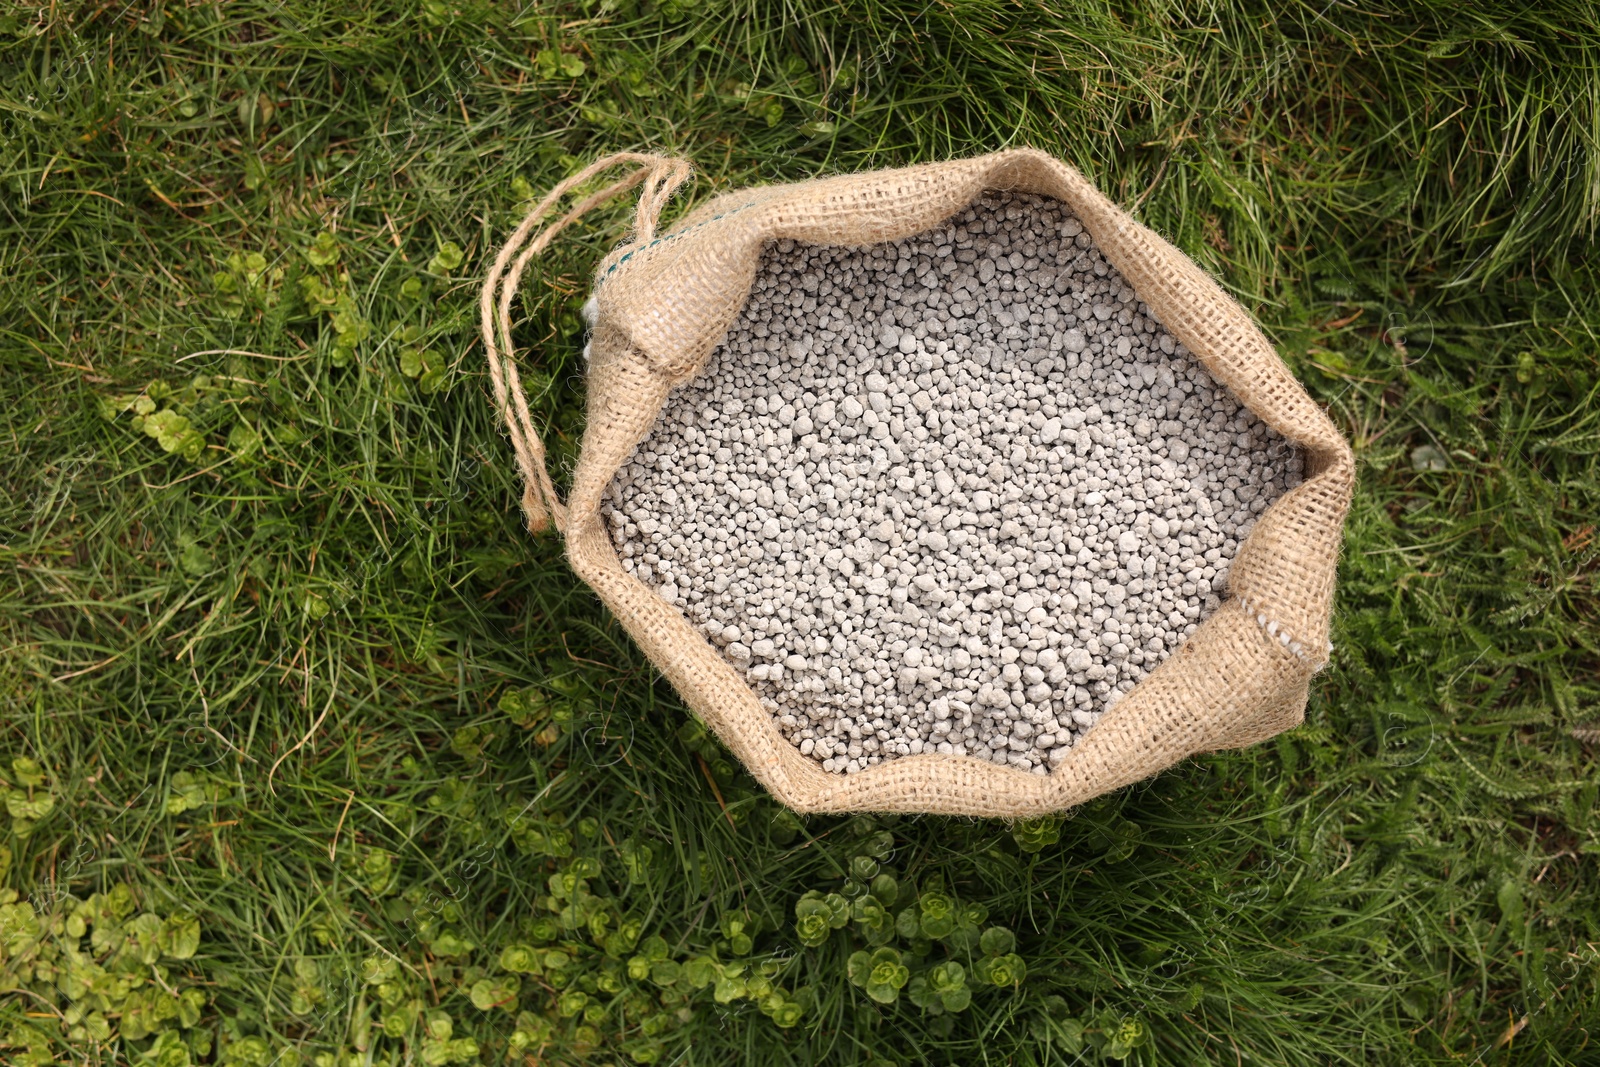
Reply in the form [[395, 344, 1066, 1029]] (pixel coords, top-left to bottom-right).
[[480, 152, 692, 533]]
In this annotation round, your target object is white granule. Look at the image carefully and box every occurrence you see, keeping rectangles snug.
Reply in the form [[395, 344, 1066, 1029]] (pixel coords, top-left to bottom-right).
[[601, 192, 1302, 775]]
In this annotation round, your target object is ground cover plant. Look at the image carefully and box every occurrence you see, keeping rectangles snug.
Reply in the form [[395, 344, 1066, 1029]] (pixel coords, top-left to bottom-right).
[[1, 0, 1597, 1064]]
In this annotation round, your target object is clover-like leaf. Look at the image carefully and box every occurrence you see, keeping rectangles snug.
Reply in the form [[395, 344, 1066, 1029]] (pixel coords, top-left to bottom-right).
[[499, 943, 542, 974], [649, 959, 681, 987], [603, 917, 642, 957], [1012, 815, 1062, 853], [227, 421, 261, 459], [1105, 1015, 1148, 1059], [469, 975, 520, 1011], [548, 869, 583, 900], [681, 954, 719, 989], [623, 1036, 666, 1063], [1105, 819, 1144, 862], [929, 960, 965, 994], [140, 1030, 192, 1067], [379, 997, 418, 1039], [12, 757, 46, 787], [769, 997, 804, 1027], [332, 306, 370, 346], [509, 1009, 553, 1051], [359, 847, 398, 896], [1031, 996, 1087, 1050], [141, 407, 204, 459], [979, 926, 1016, 956], [362, 956, 400, 986], [535, 48, 586, 79], [298, 273, 338, 309], [428, 929, 475, 957], [305, 231, 340, 267], [712, 972, 746, 1003], [400, 346, 426, 379], [438, 1037, 479, 1065], [178, 537, 211, 576], [123, 911, 165, 964], [7, 790, 55, 822], [846, 949, 872, 987], [425, 1009, 454, 1041], [917, 891, 956, 939], [498, 686, 535, 725], [161, 913, 201, 959], [869, 872, 898, 905], [103, 883, 138, 920], [450, 725, 486, 759], [620, 840, 654, 885], [910, 966, 970, 1013], [428, 240, 465, 275], [977, 951, 1026, 987], [863, 947, 909, 1005], [795, 909, 832, 948], [851, 894, 887, 927], [302, 591, 330, 620], [944, 900, 990, 952]]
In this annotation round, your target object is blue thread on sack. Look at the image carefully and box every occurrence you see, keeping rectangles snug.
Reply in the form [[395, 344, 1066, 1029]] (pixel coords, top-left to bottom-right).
[[599, 200, 760, 281]]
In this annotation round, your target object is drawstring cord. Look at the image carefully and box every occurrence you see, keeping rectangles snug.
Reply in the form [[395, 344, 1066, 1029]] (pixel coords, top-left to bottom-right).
[[480, 152, 692, 534]]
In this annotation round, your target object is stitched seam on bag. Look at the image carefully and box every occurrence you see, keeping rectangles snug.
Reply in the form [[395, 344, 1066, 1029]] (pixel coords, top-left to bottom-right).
[[1236, 594, 1332, 670], [599, 200, 761, 281]]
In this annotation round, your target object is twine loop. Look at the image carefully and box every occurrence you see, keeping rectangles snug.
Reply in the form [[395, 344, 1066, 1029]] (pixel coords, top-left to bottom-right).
[[480, 152, 692, 534]]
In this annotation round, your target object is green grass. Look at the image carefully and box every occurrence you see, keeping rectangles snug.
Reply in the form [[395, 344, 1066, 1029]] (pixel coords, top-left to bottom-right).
[[1, 0, 1598, 1064]]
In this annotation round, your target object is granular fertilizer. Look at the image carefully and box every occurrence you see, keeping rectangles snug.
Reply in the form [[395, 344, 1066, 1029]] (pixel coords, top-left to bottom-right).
[[600, 191, 1303, 775]]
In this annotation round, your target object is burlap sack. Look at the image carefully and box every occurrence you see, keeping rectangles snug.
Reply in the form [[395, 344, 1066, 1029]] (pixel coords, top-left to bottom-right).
[[481, 148, 1353, 817]]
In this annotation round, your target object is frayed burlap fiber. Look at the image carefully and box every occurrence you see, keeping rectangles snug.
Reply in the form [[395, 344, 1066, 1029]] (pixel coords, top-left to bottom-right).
[[481, 148, 1354, 817]]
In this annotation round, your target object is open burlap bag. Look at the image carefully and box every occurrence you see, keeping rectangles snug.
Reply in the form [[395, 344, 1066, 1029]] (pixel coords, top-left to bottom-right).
[[481, 148, 1353, 817]]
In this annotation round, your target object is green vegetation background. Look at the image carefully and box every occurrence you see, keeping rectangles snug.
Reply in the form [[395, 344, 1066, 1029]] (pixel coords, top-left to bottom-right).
[[1, 1, 1597, 1064]]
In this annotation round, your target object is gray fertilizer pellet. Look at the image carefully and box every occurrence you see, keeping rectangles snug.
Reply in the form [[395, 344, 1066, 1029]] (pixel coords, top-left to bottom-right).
[[601, 191, 1303, 776]]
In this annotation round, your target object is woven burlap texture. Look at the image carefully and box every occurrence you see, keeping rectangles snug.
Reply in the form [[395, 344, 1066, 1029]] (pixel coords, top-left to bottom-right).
[[487, 147, 1354, 817]]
